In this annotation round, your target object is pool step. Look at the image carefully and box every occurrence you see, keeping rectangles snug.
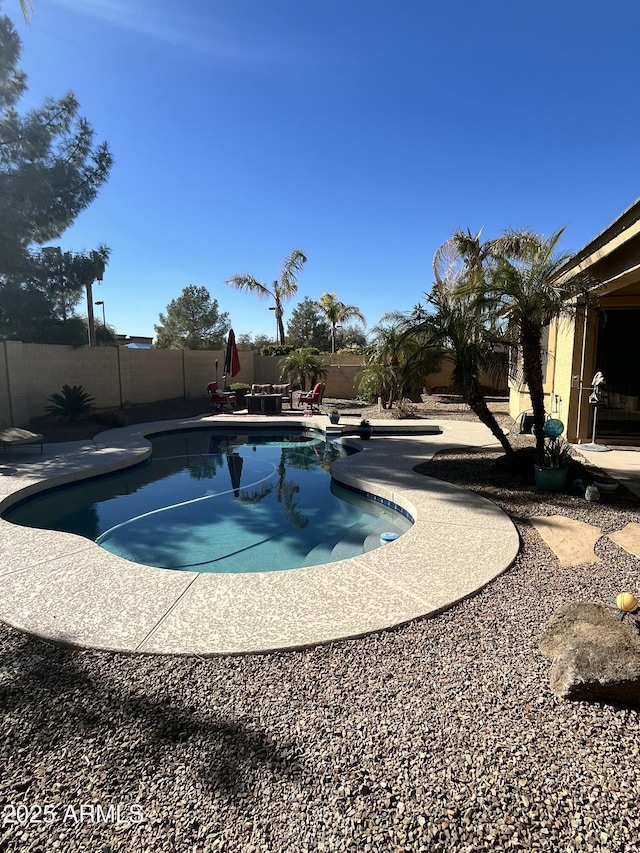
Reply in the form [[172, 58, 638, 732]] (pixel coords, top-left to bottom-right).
[[303, 527, 399, 566]]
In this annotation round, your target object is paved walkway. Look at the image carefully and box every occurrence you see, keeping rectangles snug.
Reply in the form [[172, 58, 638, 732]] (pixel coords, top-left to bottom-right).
[[528, 444, 640, 568], [576, 445, 640, 498], [0, 414, 519, 655]]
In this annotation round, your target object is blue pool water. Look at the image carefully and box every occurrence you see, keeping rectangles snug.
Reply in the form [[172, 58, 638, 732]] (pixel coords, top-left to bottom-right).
[[4, 428, 412, 573]]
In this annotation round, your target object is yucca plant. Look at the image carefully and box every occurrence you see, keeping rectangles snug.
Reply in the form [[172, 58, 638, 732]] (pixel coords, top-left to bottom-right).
[[45, 384, 95, 422]]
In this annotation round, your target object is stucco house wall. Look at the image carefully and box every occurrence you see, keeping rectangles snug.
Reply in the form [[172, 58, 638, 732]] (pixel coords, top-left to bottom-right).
[[509, 197, 640, 443]]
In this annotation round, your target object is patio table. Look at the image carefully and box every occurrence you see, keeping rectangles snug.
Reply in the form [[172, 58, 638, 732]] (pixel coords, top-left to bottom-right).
[[246, 394, 282, 415]]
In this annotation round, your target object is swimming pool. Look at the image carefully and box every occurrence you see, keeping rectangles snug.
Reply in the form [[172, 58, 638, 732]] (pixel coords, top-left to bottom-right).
[[4, 428, 412, 573]]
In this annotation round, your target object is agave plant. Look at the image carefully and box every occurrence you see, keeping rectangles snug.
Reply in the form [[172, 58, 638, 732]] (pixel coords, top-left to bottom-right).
[[45, 384, 95, 422]]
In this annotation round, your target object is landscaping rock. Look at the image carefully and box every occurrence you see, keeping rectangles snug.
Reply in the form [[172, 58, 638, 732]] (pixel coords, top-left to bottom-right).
[[539, 601, 640, 704]]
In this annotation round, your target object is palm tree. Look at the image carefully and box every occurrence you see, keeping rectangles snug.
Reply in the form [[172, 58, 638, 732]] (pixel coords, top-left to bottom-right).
[[279, 348, 328, 391], [433, 227, 541, 291], [484, 228, 595, 451], [403, 283, 513, 454], [317, 292, 365, 353], [225, 249, 307, 346], [359, 318, 428, 408], [19, 0, 33, 22]]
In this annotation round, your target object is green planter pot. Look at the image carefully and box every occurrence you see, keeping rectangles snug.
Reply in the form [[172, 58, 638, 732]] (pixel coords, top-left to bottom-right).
[[329, 413, 340, 424], [534, 465, 568, 492]]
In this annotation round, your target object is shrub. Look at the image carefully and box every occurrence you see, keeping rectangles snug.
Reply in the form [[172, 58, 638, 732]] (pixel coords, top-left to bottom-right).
[[229, 383, 251, 404], [259, 344, 295, 357], [92, 410, 127, 428], [45, 384, 96, 422], [391, 398, 417, 419]]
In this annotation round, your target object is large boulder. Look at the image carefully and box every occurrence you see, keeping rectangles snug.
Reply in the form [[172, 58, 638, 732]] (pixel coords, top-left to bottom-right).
[[538, 601, 640, 705]]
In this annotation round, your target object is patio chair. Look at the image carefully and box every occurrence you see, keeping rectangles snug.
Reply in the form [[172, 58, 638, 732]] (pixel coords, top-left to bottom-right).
[[207, 382, 236, 415], [0, 427, 43, 454], [298, 382, 325, 413]]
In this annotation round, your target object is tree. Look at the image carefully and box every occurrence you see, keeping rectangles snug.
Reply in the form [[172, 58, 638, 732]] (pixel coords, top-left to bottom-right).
[[287, 297, 331, 351], [402, 283, 513, 454], [225, 249, 307, 345], [433, 227, 540, 293], [359, 318, 427, 408], [432, 226, 551, 449], [0, 10, 112, 278], [0, 5, 112, 344], [317, 292, 366, 353], [338, 323, 367, 351], [484, 228, 594, 451], [0, 245, 109, 345], [279, 348, 328, 391], [155, 285, 230, 349]]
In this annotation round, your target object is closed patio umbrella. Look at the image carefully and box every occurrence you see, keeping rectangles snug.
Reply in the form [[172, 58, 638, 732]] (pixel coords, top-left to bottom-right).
[[223, 328, 241, 388]]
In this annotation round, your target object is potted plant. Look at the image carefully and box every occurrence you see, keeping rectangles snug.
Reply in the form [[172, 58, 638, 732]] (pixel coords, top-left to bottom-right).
[[534, 422, 572, 492], [329, 409, 340, 425], [357, 418, 372, 440]]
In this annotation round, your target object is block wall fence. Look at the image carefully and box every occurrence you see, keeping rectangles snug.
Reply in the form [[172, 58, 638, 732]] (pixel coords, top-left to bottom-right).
[[0, 343, 368, 426], [0, 341, 505, 427]]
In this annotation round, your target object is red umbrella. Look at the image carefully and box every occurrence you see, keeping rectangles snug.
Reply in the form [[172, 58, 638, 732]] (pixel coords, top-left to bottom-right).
[[223, 328, 241, 386]]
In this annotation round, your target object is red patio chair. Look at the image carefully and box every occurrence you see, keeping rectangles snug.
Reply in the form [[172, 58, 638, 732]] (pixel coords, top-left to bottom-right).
[[298, 382, 325, 413], [207, 381, 236, 414]]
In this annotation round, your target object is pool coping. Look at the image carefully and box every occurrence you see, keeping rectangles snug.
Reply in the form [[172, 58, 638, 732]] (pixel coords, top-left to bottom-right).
[[0, 413, 520, 655]]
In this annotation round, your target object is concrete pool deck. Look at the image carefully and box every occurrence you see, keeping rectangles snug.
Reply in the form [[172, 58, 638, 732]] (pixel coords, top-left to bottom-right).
[[0, 414, 519, 655]]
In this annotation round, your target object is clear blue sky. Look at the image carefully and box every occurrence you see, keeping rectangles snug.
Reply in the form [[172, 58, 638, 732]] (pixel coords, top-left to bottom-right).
[[11, 0, 640, 342]]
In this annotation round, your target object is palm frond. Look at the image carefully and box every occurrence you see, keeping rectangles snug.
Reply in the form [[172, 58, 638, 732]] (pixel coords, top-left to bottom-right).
[[20, 0, 33, 22], [279, 249, 307, 296], [224, 274, 272, 300]]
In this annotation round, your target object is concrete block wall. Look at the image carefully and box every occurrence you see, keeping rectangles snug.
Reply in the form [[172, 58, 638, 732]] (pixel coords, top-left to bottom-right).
[[119, 348, 186, 405], [31, 344, 121, 411], [183, 349, 255, 395], [1, 342, 508, 427], [254, 354, 364, 396], [0, 341, 29, 426]]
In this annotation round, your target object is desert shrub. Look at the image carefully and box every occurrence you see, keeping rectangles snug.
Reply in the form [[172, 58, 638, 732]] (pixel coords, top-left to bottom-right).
[[45, 384, 95, 422], [92, 410, 127, 428], [391, 398, 417, 419]]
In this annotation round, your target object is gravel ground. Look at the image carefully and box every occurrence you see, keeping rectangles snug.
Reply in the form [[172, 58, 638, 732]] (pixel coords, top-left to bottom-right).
[[3, 402, 640, 851]]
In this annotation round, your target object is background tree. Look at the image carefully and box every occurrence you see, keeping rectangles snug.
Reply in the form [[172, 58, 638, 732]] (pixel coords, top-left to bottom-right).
[[225, 249, 307, 345], [0, 5, 112, 344], [337, 323, 367, 351], [0, 245, 109, 344], [0, 9, 112, 278], [235, 333, 275, 350], [95, 322, 118, 346], [287, 297, 331, 351], [317, 292, 366, 353], [155, 285, 230, 349], [252, 334, 275, 350]]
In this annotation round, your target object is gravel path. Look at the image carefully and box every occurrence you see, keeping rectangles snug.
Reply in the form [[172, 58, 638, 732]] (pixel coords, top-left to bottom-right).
[[3, 410, 640, 851]]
